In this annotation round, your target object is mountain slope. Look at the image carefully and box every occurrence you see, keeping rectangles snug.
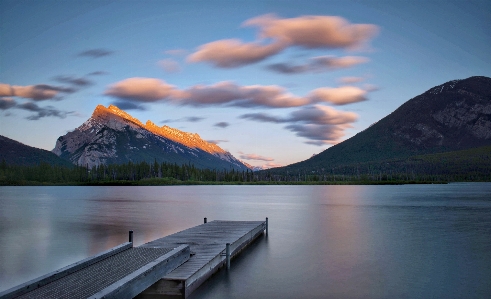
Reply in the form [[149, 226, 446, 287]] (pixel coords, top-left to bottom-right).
[[53, 105, 249, 170], [276, 76, 491, 172], [0, 135, 73, 167]]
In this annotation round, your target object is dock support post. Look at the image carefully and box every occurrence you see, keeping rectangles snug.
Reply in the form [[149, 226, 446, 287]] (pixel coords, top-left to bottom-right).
[[129, 230, 133, 244], [266, 217, 268, 235], [226, 243, 231, 270], [204, 217, 207, 224]]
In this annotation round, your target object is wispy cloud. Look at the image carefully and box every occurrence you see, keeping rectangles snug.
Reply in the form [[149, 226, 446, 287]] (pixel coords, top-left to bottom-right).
[[0, 83, 74, 100], [188, 14, 378, 68], [308, 86, 367, 105], [245, 14, 378, 50], [53, 75, 94, 87], [338, 76, 365, 84], [240, 153, 274, 161], [161, 116, 205, 123], [207, 139, 228, 144], [77, 48, 114, 58], [87, 71, 109, 76], [158, 59, 181, 73], [16, 102, 74, 120], [110, 100, 147, 111], [188, 39, 285, 68], [214, 122, 230, 128], [105, 78, 175, 102], [266, 56, 369, 74], [0, 97, 16, 110], [240, 105, 357, 145], [105, 77, 369, 108]]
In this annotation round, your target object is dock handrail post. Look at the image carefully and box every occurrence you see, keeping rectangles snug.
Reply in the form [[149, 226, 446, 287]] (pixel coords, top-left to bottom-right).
[[266, 217, 268, 235], [226, 243, 231, 270], [204, 217, 207, 224], [129, 230, 133, 244]]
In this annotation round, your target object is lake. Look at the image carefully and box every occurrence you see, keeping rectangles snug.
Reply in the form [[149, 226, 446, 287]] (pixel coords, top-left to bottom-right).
[[1, 184, 490, 298]]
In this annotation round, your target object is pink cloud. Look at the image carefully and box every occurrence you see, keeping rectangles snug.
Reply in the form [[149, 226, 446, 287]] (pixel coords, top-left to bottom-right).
[[309, 86, 367, 105], [0, 83, 65, 100], [104, 79, 368, 109], [104, 78, 176, 102], [188, 14, 378, 68], [187, 39, 285, 68], [338, 76, 365, 84], [244, 14, 378, 49], [260, 162, 283, 169], [240, 153, 274, 161]]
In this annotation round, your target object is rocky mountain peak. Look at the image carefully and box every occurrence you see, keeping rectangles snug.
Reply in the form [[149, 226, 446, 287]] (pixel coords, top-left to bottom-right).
[[52, 105, 248, 170]]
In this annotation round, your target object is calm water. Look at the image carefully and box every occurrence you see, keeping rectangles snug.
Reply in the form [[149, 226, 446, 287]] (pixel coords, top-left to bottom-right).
[[0, 184, 490, 298]]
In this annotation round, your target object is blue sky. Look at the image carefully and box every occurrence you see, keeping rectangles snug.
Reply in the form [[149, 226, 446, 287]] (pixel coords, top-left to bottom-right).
[[1, 0, 490, 168]]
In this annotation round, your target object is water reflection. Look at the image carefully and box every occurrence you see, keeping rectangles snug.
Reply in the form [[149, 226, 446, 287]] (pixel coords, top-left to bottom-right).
[[1, 184, 491, 298]]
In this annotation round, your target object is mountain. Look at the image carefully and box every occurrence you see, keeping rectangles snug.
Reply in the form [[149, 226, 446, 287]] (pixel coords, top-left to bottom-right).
[[0, 135, 73, 167], [53, 105, 249, 170], [274, 76, 491, 173]]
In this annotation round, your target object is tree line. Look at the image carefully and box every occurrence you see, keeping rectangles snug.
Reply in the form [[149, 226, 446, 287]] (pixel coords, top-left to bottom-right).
[[1, 157, 490, 185]]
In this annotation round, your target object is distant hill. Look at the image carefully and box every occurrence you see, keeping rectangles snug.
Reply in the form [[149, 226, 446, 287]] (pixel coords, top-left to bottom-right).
[[272, 76, 491, 174], [53, 105, 249, 170], [0, 135, 73, 167]]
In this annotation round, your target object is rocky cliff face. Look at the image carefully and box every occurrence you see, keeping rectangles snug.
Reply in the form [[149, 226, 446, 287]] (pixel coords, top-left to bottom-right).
[[53, 105, 249, 170]]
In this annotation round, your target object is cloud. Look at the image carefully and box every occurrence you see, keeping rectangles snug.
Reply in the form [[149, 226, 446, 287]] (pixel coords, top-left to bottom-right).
[[260, 162, 283, 169], [240, 153, 274, 161], [214, 122, 230, 128], [240, 105, 357, 144], [110, 100, 147, 111], [87, 71, 109, 76], [207, 139, 228, 144], [0, 97, 17, 110], [78, 48, 114, 58], [245, 14, 379, 50], [180, 82, 309, 108], [188, 39, 285, 68], [105, 78, 370, 109], [105, 78, 176, 102], [308, 86, 367, 105], [267, 56, 369, 74], [0, 83, 74, 100], [158, 59, 181, 73], [188, 14, 377, 69], [16, 102, 74, 120], [285, 123, 351, 145], [161, 116, 205, 123], [338, 76, 365, 84], [105, 78, 308, 108], [53, 75, 93, 87], [184, 116, 205, 122]]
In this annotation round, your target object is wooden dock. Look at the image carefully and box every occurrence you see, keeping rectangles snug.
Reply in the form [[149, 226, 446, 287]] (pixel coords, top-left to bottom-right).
[[0, 219, 267, 299], [137, 219, 267, 298]]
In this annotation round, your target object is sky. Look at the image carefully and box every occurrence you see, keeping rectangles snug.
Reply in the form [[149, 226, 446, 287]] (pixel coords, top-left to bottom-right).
[[1, 0, 490, 168]]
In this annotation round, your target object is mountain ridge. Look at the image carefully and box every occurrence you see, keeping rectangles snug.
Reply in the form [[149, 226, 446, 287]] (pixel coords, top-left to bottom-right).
[[53, 104, 249, 170], [272, 76, 491, 173], [0, 135, 73, 167]]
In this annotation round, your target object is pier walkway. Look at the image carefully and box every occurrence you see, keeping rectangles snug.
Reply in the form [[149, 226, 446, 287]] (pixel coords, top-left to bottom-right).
[[137, 220, 267, 298], [0, 219, 267, 299]]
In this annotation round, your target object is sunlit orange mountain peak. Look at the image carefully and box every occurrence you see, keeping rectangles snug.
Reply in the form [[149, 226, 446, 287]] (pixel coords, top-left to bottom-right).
[[145, 120, 226, 155], [53, 104, 248, 169]]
